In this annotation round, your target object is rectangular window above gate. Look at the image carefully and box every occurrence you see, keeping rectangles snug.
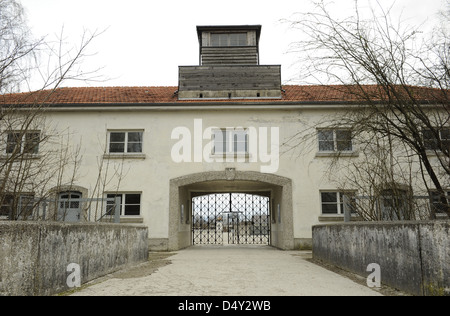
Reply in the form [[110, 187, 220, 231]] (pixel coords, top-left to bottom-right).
[[105, 130, 145, 159], [212, 128, 248, 156]]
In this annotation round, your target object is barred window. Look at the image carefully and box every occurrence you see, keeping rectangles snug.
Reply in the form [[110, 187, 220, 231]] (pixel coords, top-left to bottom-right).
[[59, 192, 81, 209]]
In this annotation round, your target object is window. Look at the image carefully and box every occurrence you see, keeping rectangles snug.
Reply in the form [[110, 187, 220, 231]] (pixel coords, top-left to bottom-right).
[[106, 193, 141, 216], [59, 191, 82, 210], [0, 193, 35, 219], [6, 132, 21, 154], [24, 132, 40, 154], [5, 131, 40, 155], [213, 129, 248, 155], [380, 189, 410, 220], [318, 129, 353, 152], [321, 191, 356, 215], [210, 33, 247, 47], [381, 189, 407, 208], [423, 128, 450, 152], [108, 131, 143, 154], [430, 190, 450, 214]]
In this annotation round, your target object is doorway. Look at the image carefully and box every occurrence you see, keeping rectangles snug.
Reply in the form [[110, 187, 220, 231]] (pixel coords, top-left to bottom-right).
[[57, 191, 82, 222], [168, 170, 293, 251]]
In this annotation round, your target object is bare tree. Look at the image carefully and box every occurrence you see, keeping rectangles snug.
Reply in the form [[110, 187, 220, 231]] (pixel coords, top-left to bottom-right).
[[0, 0, 108, 221], [285, 0, 449, 218], [0, 0, 40, 93]]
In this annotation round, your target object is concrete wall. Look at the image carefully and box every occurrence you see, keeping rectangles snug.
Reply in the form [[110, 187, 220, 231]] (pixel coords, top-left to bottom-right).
[[312, 221, 449, 296], [0, 222, 149, 296]]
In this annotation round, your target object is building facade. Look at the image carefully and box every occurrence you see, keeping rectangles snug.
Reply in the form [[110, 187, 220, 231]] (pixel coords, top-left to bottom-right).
[[1, 25, 448, 250]]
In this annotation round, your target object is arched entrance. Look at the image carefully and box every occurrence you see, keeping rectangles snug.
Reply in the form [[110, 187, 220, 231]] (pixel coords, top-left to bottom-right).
[[168, 170, 293, 250]]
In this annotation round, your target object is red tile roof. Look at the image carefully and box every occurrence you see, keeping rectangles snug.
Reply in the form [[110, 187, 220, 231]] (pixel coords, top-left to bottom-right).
[[0, 85, 446, 106]]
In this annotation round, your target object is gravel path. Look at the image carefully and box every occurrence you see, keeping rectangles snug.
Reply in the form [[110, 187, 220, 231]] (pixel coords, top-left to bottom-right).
[[70, 245, 384, 296]]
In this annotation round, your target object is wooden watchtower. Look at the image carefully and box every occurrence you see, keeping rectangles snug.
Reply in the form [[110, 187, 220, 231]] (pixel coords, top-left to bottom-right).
[[178, 25, 282, 100]]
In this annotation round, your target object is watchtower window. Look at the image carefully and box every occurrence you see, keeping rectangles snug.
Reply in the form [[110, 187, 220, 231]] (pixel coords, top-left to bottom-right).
[[210, 33, 247, 47]]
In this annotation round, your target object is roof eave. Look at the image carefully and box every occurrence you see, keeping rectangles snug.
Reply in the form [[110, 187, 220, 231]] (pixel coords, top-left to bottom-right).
[[8, 100, 389, 112]]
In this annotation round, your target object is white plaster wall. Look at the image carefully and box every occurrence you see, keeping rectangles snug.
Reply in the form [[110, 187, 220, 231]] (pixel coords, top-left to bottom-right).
[[41, 106, 401, 243]]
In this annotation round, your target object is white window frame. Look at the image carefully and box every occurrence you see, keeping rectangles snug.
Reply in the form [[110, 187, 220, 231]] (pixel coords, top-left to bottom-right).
[[105, 192, 142, 217], [0, 193, 35, 219], [317, 129, 353, 153], [429, 190, 450, 214], [423, 128, 450, 152], [5, 130, 40, 155], [212, 128, 249, 156], [320, 191, 356, 216], [107, 130, 144, 154]]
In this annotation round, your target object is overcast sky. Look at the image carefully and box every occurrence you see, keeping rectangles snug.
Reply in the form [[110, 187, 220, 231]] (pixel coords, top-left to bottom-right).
[[19, 0, 448, 89]]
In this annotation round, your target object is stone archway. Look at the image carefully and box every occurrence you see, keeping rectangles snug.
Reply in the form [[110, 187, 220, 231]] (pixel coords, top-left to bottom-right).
[[168, 169, 293, 250]]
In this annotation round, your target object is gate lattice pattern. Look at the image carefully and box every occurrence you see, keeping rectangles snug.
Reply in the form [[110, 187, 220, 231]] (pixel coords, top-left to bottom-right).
[[192, 193, 270, 245]]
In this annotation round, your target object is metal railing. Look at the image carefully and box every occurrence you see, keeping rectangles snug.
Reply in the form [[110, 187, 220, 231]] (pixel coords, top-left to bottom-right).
[[342, 194, 449, 222], [6, 196, 121, 223]]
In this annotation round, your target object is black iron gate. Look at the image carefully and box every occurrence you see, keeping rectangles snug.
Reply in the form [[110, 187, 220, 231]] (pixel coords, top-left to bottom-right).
[[192, 193, 270, 245]]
